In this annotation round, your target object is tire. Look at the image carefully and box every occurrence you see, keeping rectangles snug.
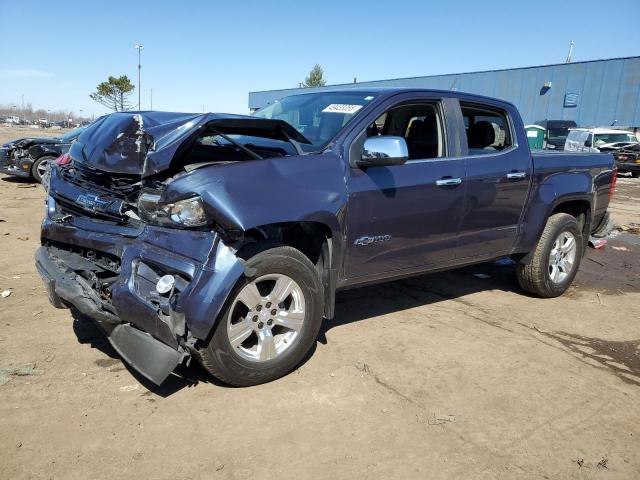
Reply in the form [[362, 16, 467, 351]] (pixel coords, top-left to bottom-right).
[[517, 213, 584, 298], [199, 245, 324, 386], [631, 171, 640, 179], [31, 155, 56, 184]]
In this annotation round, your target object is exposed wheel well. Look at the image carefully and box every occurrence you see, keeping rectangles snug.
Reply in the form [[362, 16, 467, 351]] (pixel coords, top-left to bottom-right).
[[552, 200, 591, 236], [236, 222, 336, 319], [516, 200, 592, 265], [238, 222, 332, 263]]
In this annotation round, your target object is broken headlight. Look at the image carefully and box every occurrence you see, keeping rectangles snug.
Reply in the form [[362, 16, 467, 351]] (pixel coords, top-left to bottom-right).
[[138, 193, 207, 228]]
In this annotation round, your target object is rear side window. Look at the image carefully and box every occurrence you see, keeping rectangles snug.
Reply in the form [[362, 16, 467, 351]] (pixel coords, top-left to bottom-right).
[[461, 103, 513, 156]]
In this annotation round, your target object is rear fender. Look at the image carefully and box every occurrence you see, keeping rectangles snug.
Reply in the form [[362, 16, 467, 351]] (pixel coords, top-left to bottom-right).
[[516, 170, 593, 256]]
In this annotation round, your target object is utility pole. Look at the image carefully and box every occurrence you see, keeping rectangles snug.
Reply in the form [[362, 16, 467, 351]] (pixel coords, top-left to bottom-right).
[[134, 43, 144, 110], [565, 41, 574, 63], [150, 88, 153, 110]]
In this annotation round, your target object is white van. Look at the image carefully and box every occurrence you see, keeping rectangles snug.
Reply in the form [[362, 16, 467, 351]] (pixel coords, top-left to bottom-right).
[[564, 128, 638, 152]]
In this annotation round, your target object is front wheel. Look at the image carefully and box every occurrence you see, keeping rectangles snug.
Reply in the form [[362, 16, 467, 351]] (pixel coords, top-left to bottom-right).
[[199, 245, 324, 386], [32, 155, 56, 184], [517, 213, 583, 298]]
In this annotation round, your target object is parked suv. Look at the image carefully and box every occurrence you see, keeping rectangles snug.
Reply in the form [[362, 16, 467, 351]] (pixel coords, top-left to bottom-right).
[[37, 89, 616, 387], [564, 128, 638, 153]]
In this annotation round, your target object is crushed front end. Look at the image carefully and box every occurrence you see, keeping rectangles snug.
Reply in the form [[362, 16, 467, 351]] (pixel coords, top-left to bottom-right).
[[35, 111, 309, 384], [0, 143, 35, 178], [37, 162, 244, 384]]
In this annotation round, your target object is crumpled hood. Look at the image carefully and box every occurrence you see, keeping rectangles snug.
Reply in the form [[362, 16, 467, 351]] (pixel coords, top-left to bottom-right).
[[3, 137, 61, 148], [68, 111, 310, 177]]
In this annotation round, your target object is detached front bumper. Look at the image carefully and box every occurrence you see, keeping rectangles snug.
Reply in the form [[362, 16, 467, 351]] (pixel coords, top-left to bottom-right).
[[36, 245, 185, 384], [36, 196, 245, 384]]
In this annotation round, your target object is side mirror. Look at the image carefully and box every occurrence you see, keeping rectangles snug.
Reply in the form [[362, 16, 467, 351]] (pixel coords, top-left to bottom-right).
[[584, 137, 592, 147], [357, 136, 408, 168]]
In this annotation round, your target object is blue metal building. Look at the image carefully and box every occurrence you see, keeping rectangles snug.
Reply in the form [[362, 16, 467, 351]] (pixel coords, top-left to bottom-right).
[[248, 56, 640, 128]]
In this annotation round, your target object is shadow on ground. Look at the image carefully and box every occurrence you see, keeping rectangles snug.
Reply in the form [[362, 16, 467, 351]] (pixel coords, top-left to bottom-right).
[[68, 240, 640, 395], [1, 176, 36, 184]]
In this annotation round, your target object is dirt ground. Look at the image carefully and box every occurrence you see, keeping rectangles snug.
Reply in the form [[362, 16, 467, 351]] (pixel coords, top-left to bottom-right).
[[0, 129, 639, 479]]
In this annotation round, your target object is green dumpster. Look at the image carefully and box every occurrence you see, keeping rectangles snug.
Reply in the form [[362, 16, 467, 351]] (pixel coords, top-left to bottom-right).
[[525, 125, 546, 150]]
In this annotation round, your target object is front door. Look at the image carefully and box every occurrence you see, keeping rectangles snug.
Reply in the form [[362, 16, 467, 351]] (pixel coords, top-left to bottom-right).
[[343, 99, 467, 280]]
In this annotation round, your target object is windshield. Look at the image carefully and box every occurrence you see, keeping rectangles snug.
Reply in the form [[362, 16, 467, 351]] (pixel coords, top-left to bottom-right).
[[594, 133, 637, 146], [253, 92, 377, 152], [60, 127, 85, 142]]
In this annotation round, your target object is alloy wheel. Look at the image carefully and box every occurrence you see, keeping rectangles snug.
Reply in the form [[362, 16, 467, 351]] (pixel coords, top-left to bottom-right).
[[548, 231, 577, 284], [226, 274, 306, 362]]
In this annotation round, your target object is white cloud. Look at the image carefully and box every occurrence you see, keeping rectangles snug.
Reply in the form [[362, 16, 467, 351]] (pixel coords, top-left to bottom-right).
[[0, 67, 54, 79]]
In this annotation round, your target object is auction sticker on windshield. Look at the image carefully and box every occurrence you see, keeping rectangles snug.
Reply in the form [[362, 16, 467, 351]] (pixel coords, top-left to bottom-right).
[[322, 104, 363, 114]]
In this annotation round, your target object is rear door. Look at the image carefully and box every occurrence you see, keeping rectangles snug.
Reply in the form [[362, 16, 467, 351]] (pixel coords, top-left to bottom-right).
[[456, 101, 532, 258]]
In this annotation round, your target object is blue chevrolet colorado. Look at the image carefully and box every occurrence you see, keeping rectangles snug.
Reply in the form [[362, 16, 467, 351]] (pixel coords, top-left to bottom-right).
[[36, 88, 616, 386]]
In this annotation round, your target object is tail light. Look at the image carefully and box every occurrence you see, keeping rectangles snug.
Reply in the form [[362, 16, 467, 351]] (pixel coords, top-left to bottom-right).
[[609, 167, 618, 201], [55, 153, 71, 166]]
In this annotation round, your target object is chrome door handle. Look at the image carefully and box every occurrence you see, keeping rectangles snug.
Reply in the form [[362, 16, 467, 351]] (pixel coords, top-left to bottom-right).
[[506, 171, 527, 180], [436, 177, 463, 187]]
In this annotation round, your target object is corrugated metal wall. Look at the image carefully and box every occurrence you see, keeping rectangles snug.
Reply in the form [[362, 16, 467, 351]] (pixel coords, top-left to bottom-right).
[[248, 56, 640, 127]]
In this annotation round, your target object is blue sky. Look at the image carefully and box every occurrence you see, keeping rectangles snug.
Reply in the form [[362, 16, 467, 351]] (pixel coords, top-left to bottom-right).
[[0, 0, 638, 117]]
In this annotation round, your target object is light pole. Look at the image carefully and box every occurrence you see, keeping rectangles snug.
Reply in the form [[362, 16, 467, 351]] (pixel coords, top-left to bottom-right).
[[134, 43, 144, 110]]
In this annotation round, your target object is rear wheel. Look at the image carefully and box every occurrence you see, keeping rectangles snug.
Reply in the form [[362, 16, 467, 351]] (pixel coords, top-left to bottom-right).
[[32, 155, 56, 184], [631, 171, 640, 179], [517, 213, 583, 298], [199, 245, 324, 386]]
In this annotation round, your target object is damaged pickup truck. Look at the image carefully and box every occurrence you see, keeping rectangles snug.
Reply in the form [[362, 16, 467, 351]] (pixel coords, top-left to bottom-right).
[[36, 89, 616, 386]]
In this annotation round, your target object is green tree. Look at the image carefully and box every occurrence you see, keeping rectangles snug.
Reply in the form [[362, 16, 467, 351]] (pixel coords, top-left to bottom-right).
[[303, 64, 326, 88], [89, 75, 135, 111]]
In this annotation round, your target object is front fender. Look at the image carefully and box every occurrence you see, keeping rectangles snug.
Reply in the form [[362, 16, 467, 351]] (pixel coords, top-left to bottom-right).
[[181, 238, 245, 340], [28, 144, 62, 160], [164, 153, 348, 268]]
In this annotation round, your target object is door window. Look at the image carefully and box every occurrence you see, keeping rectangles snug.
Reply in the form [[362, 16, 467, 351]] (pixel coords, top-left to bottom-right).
[[461, 103, 513, 156], [361, 103, 445, 160]]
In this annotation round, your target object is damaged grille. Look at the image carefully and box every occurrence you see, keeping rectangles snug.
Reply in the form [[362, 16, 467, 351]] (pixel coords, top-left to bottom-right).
[[54, 162, 143, 225], [67, 161, 142, 196]]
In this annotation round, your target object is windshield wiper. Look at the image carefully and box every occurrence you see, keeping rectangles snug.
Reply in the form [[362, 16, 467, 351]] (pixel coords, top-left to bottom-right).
[[209, 128, 263, 160], [280, 128, 304, 155]]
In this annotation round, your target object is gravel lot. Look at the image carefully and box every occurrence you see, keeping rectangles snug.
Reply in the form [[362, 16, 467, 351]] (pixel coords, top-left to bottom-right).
[[1, 127, 638, 479]]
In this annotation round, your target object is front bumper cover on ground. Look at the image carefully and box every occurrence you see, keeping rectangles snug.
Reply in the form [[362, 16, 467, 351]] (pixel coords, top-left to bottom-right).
[[35, 246, 184, 384]]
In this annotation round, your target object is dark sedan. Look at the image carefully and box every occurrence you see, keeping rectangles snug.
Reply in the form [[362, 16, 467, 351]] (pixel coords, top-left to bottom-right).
[[0, 127, 85, 183]]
